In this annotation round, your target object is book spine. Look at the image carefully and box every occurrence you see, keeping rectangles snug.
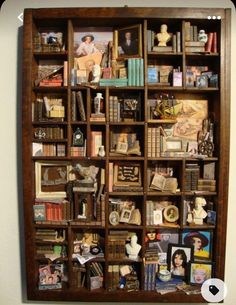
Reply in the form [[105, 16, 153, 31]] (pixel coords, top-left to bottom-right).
[[205, 32, 214, 52], [213, 32, 217, 53], [128, 59, 132, 86], [140, 58, 144, 86], [63, 61, 68, 86]]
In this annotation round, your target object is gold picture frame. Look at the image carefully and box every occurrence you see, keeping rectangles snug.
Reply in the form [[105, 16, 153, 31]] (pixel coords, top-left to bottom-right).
[[114, 24, 142, 59], [35, 161, 72, 198], [113, 163, 142, 187]]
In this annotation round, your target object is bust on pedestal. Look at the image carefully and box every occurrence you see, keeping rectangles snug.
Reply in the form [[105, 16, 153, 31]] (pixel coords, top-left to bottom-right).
[[156, 24, 171, 47], [125, 235, 141, 260], [193, 197, 207, 225]]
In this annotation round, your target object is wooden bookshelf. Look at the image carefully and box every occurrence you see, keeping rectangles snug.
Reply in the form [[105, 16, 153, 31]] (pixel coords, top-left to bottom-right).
[[22, 7, 231, 302]]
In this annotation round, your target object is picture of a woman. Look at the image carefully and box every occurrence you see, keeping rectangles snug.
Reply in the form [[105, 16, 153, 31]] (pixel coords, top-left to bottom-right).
[[183, 231, 210, 259], [190, 263, 212, 284], [171, 248, 187, 276]]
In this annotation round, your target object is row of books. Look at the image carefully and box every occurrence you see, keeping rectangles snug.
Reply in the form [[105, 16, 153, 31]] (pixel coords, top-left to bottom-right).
[[147, 30, 181, 53], [184, 22, 217, 53], [144, 263, 158, 291], [70, 145, 86, 157], [33, 200, 70, 222], [32, 143, 66, 157], [127, 58, 144, 86], [33, 127, 64, 140], [108, 231, 128, 259], [36, 61, 68, 87], [35, 228, 66, 241], [36, 244, 66, 257], [33, 97, 65, 122], [71, 91, 86, 122]]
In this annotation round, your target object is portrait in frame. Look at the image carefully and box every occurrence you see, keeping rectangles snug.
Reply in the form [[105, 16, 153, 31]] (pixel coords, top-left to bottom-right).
[[167, 243, 194, 279], [163, 205, 179, 223], [35, 161, 72, 198], [182, 230, 212, 260], [189, 261, 213, 285], [114, 24, 142, 58]]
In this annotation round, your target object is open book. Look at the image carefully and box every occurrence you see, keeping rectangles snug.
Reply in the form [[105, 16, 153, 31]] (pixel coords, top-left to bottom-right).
[[150, 173, 178, 193]]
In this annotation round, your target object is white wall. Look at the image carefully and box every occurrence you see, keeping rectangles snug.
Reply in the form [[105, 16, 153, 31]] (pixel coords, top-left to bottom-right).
[[0, 0, 235, 304]]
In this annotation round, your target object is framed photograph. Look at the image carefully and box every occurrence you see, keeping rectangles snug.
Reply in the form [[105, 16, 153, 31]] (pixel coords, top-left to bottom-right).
[[35, 161, 72, 198], [113, 163, 142, 187], [196, 75, 208, 88], [114, 24, 142, 58], [119, 208, 132, 223], [167, 243, 194, 279], [182, 230, 212, 260], [163, 205, 179, 223], [189, 261, 213, 285], [109, 211, 120, 226], [164, 139, 183, 152]]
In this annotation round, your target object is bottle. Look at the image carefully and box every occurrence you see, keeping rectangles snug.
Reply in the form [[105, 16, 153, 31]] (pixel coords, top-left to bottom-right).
[[94, 93, 103, 114]]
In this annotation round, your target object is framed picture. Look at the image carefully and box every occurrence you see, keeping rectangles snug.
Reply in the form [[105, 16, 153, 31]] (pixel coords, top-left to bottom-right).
[[74, 27, 113, 57], [114, 24, 142, 58], [182, 230, 212, 260], [167, 243, 194, 279], [196, 75, 208, 88], [119, 208, 132, 223], [145, 230, 179, 265], [164, 139, 183, 152], [113, 163, 142, 187], [163, 205, 179, 223], [35, 161, 72, 198], [189, 261, 213, 285], [109, 211, 120, 226]]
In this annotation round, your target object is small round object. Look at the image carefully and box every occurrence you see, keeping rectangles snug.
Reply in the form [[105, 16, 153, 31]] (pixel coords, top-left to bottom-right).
[[90, 245, 101, 255], [163, 205, 179, 223], [158, 269, 171, 282]]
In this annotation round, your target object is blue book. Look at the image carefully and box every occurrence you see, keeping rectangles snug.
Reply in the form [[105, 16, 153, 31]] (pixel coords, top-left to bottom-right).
[[148, 67, 158, 83]]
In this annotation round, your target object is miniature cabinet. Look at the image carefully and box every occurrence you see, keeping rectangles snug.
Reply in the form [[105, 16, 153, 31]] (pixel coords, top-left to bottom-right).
[[22, 7, 231, 302]]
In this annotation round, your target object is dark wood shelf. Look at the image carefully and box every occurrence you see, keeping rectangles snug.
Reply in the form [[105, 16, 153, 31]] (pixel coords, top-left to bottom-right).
[[22, 6, 230, 303]]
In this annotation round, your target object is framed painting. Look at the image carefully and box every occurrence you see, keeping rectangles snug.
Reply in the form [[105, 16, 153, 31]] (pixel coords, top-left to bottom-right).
[[189, 261, 213, 285], [35, 161, 72, 198], [114, 24, 142, 58], [182, 230, 212, 260]]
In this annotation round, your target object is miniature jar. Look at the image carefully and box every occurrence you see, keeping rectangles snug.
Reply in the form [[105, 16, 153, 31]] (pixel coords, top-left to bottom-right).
[[198, 30, 208, 43]]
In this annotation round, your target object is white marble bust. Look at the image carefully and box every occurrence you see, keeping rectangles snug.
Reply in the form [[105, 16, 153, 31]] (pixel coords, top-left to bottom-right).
[[125, 235, 141, 260], [193, 197, 207, 225]]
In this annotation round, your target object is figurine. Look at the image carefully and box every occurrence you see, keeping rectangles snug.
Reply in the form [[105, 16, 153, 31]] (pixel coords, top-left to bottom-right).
[[156, 24, 171, 47], [193, 197, 207, 225], [91, 64, 101, 83], [198, 29, 208, 44], [125, 234, 141, 260]]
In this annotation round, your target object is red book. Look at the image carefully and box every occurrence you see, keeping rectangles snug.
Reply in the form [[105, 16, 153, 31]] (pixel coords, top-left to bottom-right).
[[212, 32, 217, 53], [205, 32, 213, 52]]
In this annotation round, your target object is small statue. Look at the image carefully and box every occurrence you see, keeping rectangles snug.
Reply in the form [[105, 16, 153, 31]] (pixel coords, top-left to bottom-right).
[[156, 24, 171, 47], [193, 197, 207, 225], [91, 64, 101, 83], [125, 235, 141, 260]]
